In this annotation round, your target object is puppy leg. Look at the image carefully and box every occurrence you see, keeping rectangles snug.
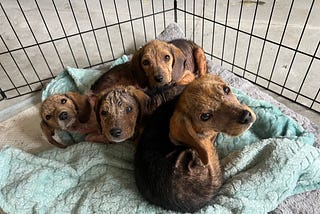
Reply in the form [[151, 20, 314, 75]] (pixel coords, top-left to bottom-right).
[[40, 121, 67, 148], [176, 70, 195, 85], [85, 133, 108, 143], [194, 47, 207, 77]]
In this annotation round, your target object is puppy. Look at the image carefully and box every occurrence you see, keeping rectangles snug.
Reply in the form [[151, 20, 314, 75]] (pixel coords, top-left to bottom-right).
[[132, 39, 207, 88], [95, 85, 185, 144], [92, 39, 206, 94], [91, 62, 139, 94], [40, 92, 106, 148], [134, 74, 256, 212]]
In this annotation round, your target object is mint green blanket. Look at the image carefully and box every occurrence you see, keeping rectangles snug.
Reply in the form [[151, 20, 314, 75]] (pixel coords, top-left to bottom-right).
[[0, 58, 319, 213]]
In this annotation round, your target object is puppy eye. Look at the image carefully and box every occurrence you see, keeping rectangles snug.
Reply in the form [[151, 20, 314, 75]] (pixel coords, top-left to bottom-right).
[[126, 106, 132, 113], [61, 98, 67, 104], [200, 113, 212, 121], [45, 115, 52, 120], [101, 110, 107, 116], [142, 60, 150, 66], [223, 86, 230, 95], [164, 55, 170, 61]]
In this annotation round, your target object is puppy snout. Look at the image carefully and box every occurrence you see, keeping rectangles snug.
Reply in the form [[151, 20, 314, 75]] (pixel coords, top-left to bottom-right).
[[59, 111, 68, 121], [154, 74, 164, 83], [238, 110, 253, 124], [109, 128, 122, 138]]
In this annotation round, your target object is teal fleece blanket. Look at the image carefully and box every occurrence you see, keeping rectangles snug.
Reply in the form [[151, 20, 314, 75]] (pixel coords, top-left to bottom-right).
[[0, 59, 319, 213]]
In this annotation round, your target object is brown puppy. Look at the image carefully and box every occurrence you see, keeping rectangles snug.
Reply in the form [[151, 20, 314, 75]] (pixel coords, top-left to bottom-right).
[[134, 74, 256, 212], [95, 86, 148, 143], [132, 39, 208, 88], [95, 85, 185, 144], [92, 39, 207, 94], [91, 62, 139, 94], [40, 92, 106, 148]]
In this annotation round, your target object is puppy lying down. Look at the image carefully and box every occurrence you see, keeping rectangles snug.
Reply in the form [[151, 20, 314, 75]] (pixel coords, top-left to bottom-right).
[[40, 92, 106, 148], [95, 85, 185, 144], [134, 74, 256, 212]]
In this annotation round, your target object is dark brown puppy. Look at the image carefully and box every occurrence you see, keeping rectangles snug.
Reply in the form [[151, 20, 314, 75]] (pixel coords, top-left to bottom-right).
[[134, 74, 256, 212], [91, 62, 138, 94], [95, 85, 185, 144], [40, 92, 106, 148]]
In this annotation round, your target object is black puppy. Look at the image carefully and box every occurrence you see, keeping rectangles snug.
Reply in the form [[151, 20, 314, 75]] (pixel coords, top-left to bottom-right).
[[134, 74, 256, 212]]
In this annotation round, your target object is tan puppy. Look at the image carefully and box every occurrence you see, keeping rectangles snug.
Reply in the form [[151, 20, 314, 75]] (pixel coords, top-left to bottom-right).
[[131, 39, 185, 88], [40, 92, 106, 148], [92, 39, 207, 96], [169, 74, 256, 165], [134, 74, 256, 212], [131, 39, 207, 88], [95, 86, 148, 143], [95, 85, 185, 144]]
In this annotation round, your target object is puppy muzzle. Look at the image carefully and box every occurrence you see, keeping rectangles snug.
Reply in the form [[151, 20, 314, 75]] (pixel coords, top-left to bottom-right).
[[238, 110, 254, 124], [154, 74, 164, 83]]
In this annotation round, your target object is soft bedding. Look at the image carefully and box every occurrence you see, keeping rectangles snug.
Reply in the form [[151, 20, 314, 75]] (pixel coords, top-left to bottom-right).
[[0, 23, 319, 214]]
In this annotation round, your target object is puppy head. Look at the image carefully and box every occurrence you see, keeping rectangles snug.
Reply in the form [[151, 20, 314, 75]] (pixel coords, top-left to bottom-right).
[[170, 74, 256, 164], [131, 40, 186, 88], [40, 92, 91, 130], [95, 86, 149, 143]]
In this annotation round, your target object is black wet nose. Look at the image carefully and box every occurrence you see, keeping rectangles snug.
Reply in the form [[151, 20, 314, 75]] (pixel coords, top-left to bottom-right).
[[59, 111, 68, 121], [109, 128, 122, 137], [154, 75, 163, 83], [239, 110, 253, 124]]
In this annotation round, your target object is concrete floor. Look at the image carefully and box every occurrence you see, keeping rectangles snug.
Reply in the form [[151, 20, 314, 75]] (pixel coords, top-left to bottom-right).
[[0, 1, 319, 146]]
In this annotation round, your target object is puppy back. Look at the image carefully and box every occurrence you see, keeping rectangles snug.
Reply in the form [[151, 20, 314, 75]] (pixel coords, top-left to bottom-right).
[[134, 98, 222, 213]]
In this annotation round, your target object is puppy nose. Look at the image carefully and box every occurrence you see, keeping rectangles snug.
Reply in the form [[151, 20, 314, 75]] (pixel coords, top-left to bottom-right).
[[238, 110, 253, 124], [154, 74, 163, 83], [59, 111, 68, 121], [109, 128, 122, 137]]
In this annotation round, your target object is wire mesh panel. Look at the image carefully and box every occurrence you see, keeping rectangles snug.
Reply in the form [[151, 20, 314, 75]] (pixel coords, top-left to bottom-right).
[[176, 0, 320, 112], [0, 0, 174, 100], [0, 0, 319, 113]]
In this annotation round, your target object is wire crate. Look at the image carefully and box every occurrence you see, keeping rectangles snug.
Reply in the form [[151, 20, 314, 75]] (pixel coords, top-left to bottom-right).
[[0, 0, 319, 113]]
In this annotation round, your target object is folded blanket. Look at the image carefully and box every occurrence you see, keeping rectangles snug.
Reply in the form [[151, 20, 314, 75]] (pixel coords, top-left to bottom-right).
[[0, 136, 319, 214], [0, 23, 319, 214], [1, 64, 319, 214]]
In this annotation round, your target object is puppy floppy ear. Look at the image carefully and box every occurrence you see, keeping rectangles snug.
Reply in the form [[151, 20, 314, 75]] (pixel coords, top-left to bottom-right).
[[169, 110, 210, 166], [94, 93, 106, 134], [131, 47, 148, 88], [65, 92, 92, 123], [170, 44, 187, 83], [193, 47, 208, 77], [127, 86, 151, 117], [40, 120, 67, 148]]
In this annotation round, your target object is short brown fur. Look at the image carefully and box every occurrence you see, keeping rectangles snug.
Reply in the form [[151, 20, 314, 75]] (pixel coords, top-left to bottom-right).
[[92, 39, 206, 95], [134, 74, 256, 212], [95, 85, 185, 144], [169, 74, 256, 165], [131, 39, 208, 88], [40, 92, 106, 148]]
